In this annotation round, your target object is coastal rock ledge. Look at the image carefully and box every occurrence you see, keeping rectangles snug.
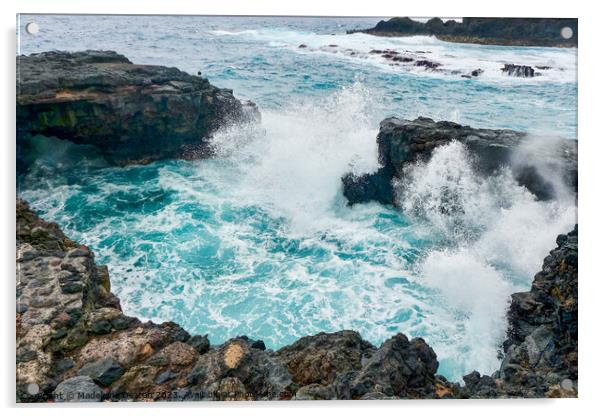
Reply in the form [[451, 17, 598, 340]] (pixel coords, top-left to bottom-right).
[[342, 117, 577, 205], [16, 198, 577, 401], [17, 50, 258, 170]]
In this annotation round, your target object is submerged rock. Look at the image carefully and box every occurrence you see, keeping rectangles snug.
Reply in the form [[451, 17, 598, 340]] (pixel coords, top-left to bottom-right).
[[342, 117, 577, 205], [501, 64, 537, 77], [16, 50, 258, 170]]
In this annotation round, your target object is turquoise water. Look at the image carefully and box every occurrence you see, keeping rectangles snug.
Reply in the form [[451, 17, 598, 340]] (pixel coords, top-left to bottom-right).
[[18, 15, 577, 381]]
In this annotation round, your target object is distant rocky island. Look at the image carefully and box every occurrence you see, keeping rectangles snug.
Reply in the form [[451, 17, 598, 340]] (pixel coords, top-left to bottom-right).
[[349, 18, 578, 47]]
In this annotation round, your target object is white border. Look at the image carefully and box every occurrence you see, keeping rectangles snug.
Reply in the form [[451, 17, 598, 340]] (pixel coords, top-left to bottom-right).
[[2, 1, 601, 415]]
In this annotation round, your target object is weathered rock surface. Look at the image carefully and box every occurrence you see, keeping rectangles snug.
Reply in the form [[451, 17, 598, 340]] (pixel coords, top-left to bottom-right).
[[463, 225, 578, 398], [53, 376, 103, 402], [277, 330, 375, 386], [15, 198, 577, 400], [342, 117, 577, 205], [349, 17, 577, 47], [17, 50, 258, 169]]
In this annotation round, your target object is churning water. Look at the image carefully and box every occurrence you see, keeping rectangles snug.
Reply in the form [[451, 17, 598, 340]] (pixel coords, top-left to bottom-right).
[[18, 15, 577, 380]]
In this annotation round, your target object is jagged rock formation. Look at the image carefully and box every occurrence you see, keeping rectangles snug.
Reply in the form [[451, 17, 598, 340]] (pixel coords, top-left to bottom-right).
[[349, 17, 577, 47], [463, 225, 578, 398], [15, 198, 578, 401], [342, 117, 577, 205], [502, 64, 537, 78], [16, 50, 258, 170]]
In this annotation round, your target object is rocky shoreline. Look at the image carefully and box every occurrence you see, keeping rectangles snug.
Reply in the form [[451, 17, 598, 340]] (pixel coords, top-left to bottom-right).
[[343, 117, 577, 206], [349, 17, 578, 48], [16, 49, 577, 401], [17, 50, 258, 172], [16, 198, 577, 401]]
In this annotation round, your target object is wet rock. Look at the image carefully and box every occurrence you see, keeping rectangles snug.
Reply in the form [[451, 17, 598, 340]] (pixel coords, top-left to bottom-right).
[[187, 334, 210, 354], [53, 376, 103, 402], [461, 371, 499, 398], [502, 64, 536, 77], [497, 226, 578, 396], [342, 117, 577, 205], [349, 334, 439, 398], [251, 339, 266, 350], [415, 60, 441, 69], [17, 50, 259, 170], [77, 357, 124, 386]]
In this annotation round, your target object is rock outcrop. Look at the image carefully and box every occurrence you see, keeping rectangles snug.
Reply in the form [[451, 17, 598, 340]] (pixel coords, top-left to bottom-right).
[[349, 17, 577, 47], [17, 50, 258, 170], [501, 64, 537, 78], [15, 199, 578, 400], [342, 117, 577, 205], [463, 225, 578, 398]]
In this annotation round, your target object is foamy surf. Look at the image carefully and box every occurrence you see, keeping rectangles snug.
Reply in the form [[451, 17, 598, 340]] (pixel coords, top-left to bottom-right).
[[19, 82, 576, 382], [208, 27, 577, 84]]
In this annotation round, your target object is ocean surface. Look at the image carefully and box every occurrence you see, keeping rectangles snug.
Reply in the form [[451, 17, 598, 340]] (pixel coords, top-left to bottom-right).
[[17, 15, 577, 381]]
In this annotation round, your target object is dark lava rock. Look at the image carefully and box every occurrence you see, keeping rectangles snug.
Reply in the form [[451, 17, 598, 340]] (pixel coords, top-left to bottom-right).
[[155, 370, 177, 385], [186, 337, 293, 400], [350, 17, 577, 47], [77, 357, 124, 386], [187, 334, 210, 354], [53, 376, 103, 402], [277, 330, 375, 386], [251, 339, 266, 350], [471, 68, 484, 77], [500, 225, 578, 396], [462, 225, 578, 398], [17, 50, 259, 170], [342, 117, 577, 206], [502, 64, 536, 77], [415, 60, 441, 69], [349, 334, 439, 398]]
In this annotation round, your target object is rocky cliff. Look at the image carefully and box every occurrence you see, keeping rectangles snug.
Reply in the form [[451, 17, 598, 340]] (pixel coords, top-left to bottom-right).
[[16, 198, 577, 401], [17, 50, 258, 171], [349, 17, 577, 47], [343, 117, 577, 205], [463, 225, 578, 398]]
